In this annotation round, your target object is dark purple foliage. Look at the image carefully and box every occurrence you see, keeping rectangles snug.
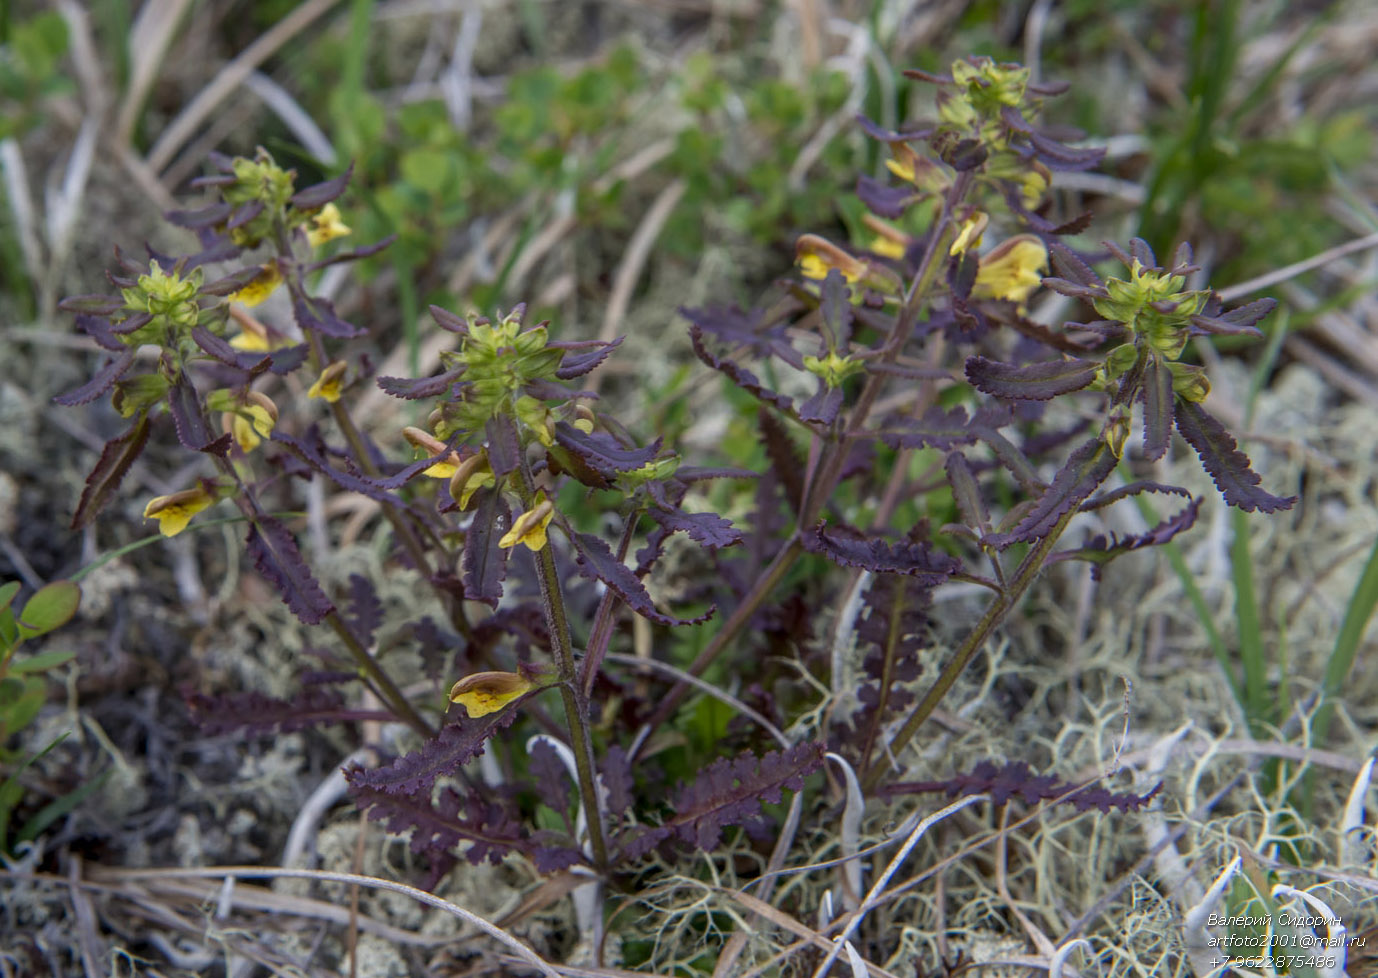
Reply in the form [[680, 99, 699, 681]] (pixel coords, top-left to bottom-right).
[[1175, 401, 1296, 513]]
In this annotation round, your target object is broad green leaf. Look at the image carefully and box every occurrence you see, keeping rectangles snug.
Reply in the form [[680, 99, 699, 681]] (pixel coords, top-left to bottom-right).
[[0, 582, 19, 611], [18, 581, 80, 638], [9, 649, 77, 674]]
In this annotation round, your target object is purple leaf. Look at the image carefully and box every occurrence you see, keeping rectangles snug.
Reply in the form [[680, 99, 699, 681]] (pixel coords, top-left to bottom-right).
[[74, 314, 126, 351], [646, 505, 741, 550], [854, 114, 931, 142], [856, 175, 917, 219], [184, 686, 381, 735], [352, 782, 532, 867], [554, 336, 622, 379], [553, 422, 661, 477], [798, 383, 843, 424], [805, 523, 961, 583], [345, 574, 383, 647], [602, 745, 634, 816], [71, 413, 151, 530], [485, 415, 521, 477], [1141, 354, 1173, 461], [346, 710, 525, 795], [245, 514, 336, 625], [572, 532, 713, 627], [965, 356, 1100, 400], [165, 202, 233, 229], [53, 350, 136, 406], [945, 451, 988, 530], [986, 437, 1117, 548], [758, 409, 803, 515], [168, 372, 232, 455], [529, 740, 573, 816], [271, 429, 427, 502], [1190, 296, 1276, 337], [1174, 401, 1296, 513], [289, 163, 354, 210], [191, 325, 270, 372], [377, 369, 464, 400], [688, 325, 794, 414], [1051, 497, 1202, 581], [878, 404, 977, 451], [664, 742, 824, 854], [461, 488, 511, 607], [290, 285, 364, 338]]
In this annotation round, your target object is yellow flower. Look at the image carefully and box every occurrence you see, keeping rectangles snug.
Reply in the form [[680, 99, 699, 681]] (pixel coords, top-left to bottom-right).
[[972, 234, 1048, 305], [227, 263, 284, 307], [306, 203, 351, 248], [307, 360, 347, 402], [448, 452, 495, 510], [869, 235, 906, 260], [499, 493, 555, 552], [948, 210, 989, 256], [572, 404, 597, 434], [795, 233, 865, 283], [143, 486, 215, 537], [448, 670, 536, 718], [402, 426, 462, 478], [227, 311, 284, 351], [221, 391, 278, 453], [862, 215, 909, 260]]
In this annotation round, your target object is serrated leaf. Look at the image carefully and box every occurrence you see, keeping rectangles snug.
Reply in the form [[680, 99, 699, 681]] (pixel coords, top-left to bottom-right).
[[245, 515, 335, 625], [376, 369, 464, 400], [877, 404, 976, 451], [346, 710, 526, 795], [1190, 296, 1276, 337], [572, 532, 713, 626], [965, 356, 1100, 400], [168, 373, 232, 455], [53, 350, 136, 406], [71, 413, 151, 530], [485, 415, 521, 477], [646, 505, 741, 550], [554, 336, 622, 379], [553, 422, 661, 477], [986, 437, 1117, 548], [289, 163, 354, 209], [345, 574, 382, 648], [1052, 497, 1202, 581], [290, 285, 363, 338], [1142, 354, 1174, 461], [191, 325, 269, 372], [461, 488, 511, 608], [1174, 401, 1296, 513], [805, 523, 961, 583], [945, 451, 988, 531], [687, 325, 794, 413]]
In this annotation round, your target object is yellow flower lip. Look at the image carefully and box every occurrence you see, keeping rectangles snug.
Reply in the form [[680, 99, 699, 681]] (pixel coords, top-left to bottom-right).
[[307, 360, 348, 402], [448, 670, 536, 718], [227, 262, 284, 308], [447, 451, 494, 510], [972, 234, 1048, 305], [143, 487, 215, 537], [306, 203, 351, 248], [402, 425, 462, 478], [948, 210, 989, 256], [796, 233, 865, 283], [498, 494, 555, 551]]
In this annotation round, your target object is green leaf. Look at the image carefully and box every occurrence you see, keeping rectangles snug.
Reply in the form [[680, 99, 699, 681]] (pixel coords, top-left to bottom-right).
[[0, 733, 68, 853], [9, 649, 77, 674], [399, 147, 458, 197], [17, 581, 80, 638], [0, 676, 46, 739], [0, 582, 19, 612], [16, 767, 111, 846]]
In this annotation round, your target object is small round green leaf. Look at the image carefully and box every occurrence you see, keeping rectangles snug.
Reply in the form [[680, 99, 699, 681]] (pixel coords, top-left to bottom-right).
[[18, 581, 81, 638]]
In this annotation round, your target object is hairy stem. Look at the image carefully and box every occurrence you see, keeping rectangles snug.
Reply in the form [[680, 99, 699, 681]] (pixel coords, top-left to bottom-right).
[[512, 466, 609, 871], [865, 503, 1080, 792]]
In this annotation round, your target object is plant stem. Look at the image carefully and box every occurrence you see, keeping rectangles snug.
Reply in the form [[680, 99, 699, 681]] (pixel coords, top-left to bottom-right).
[[323, 608, 436, 739], [642, 535, 805, 734], [512, 467, 609, 870], [864, 502, 1080, 792]]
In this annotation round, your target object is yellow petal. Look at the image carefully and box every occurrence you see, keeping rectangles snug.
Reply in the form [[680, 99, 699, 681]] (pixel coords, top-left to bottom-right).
[[869, 234, 906, 260], [307, 203, 351, 248], [228, 264, 284, 307], [307, 360, 347, 403], [448, 671, 536, 718], [948, 211, 989, 256], [402, 425, 462, 478], [498, 496, 554, 551], [143, 487, 214, 537], [448, 453, 495, 510], [972, 235, 1048, 305], [228, 412, 262, 453]]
